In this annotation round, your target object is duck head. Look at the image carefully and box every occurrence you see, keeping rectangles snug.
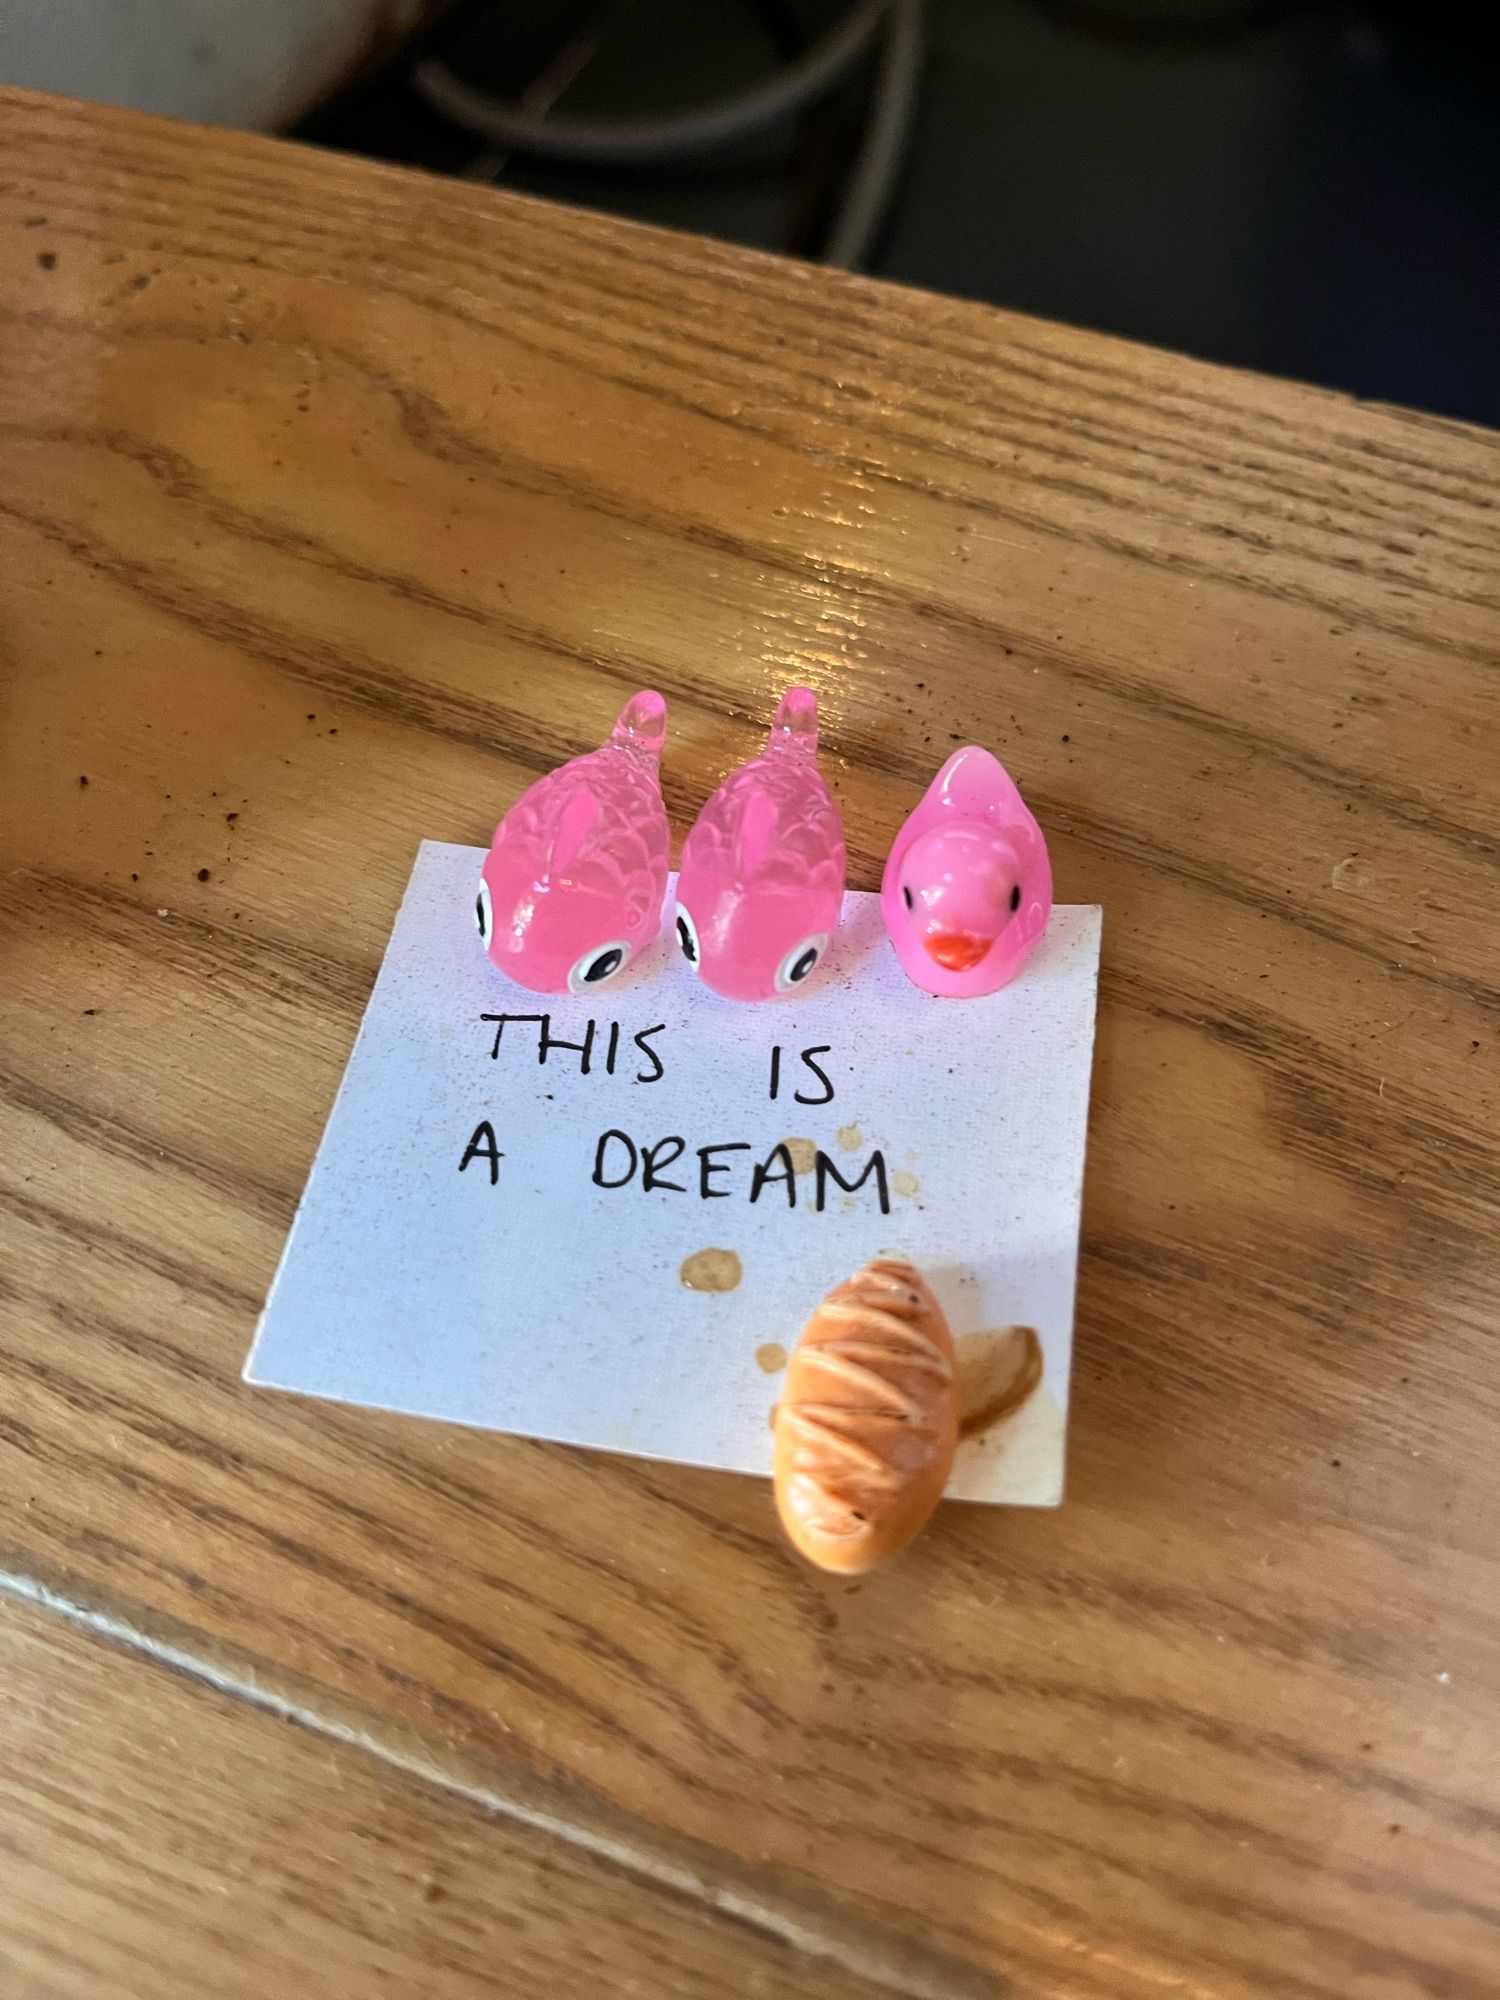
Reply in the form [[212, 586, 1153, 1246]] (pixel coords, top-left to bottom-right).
[[881, 746, 1052, 997]]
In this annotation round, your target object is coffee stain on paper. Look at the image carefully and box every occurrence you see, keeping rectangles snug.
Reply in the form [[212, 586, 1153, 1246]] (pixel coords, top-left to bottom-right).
[[680, 1248, 743, 1292]]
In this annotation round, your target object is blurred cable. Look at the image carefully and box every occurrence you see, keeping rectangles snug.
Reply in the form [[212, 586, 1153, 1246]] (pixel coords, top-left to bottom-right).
[[459, 21, 604, 181], [414, 0, 890, 163], [824, 0, 924, 267]]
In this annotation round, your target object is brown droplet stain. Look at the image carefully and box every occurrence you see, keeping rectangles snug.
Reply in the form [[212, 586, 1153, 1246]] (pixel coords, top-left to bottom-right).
[[956, 1327, 1043, 1438], [836, 1123, 863, 1151], [891, 1170, 921, 1198], [782, 1138, 817, 1174], [756, 1341, 787, 1374], [680, 1247, 742, 1293]]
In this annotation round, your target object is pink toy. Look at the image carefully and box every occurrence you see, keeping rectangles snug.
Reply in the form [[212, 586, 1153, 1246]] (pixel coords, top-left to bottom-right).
[[477, 691, 670, 995], [676, 687, 847, 1002], [881, 746, 1052, 998]]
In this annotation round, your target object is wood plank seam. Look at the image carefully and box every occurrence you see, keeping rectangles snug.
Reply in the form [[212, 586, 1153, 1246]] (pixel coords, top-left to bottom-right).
[[0, 1561, 1010, 2000]]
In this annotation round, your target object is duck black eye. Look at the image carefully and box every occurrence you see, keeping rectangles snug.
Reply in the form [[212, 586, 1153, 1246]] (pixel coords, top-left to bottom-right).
[[567, 940, 631, 995], [903, 884, 914, 911], [1010, 883, 1022, 913]]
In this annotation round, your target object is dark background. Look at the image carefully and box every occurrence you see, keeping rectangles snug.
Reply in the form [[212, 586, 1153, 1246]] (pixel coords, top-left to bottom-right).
[[295, 0, 1499, 426]]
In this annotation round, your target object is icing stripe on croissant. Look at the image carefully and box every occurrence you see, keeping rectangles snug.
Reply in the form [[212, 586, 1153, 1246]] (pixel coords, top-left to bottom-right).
[[773, 1259, 958, 1573]]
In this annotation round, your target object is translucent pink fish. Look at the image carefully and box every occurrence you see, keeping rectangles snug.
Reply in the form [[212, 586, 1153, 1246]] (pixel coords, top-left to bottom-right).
[[477, 691, 670, 995], [676, 688, 847, 1002], [881, 745, 1052, 997]]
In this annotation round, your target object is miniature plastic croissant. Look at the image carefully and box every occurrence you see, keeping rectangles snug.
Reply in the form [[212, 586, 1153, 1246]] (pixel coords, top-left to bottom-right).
[[774, 1258, 958, 1573], [881, 745, 1052, 998], [477, 691, 670, 994], [675, 687, 846, 1001]]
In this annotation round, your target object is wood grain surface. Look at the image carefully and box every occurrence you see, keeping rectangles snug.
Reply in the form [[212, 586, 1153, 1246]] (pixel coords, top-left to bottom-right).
[[0, 1593, 895, 2000], [2, 86, 1498, 2000]]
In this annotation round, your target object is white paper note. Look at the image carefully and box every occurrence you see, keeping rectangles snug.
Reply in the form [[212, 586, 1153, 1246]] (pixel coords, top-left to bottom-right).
[[247, 842, 1101, 1504]]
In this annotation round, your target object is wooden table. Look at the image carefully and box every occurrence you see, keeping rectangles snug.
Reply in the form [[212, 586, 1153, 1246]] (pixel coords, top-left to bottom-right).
[[2, 86, 1496, 2000]]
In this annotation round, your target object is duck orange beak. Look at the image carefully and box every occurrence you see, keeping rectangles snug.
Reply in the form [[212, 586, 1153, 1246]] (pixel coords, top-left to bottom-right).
[[924, 930, 992, 972]]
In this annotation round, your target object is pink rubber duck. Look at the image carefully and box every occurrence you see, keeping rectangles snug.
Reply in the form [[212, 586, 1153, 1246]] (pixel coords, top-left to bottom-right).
[[477, 691, 670, 995], [676, 687, 847, 1001], [881, 746, 1052, 998]]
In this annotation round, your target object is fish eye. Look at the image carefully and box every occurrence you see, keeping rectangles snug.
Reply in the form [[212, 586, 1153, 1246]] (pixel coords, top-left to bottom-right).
[[774, 933, 829, 994], [568, 940, 631, 995], [675, 904, 701, 969], [475, 878, 492, 942], [1009, 883, 1022, 913], [902, 884, 914, 911]]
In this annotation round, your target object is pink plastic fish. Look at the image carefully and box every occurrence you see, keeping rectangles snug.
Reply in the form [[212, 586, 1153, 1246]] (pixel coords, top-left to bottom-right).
[[881, 746, 1052, 997], [477, 691, 670, 994], [676, 687, 847, 1001]]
